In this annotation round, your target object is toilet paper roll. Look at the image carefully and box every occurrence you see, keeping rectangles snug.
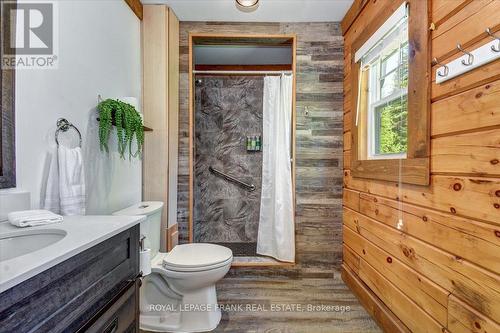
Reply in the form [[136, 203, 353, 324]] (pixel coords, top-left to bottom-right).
[[140, 248, 152, 276]]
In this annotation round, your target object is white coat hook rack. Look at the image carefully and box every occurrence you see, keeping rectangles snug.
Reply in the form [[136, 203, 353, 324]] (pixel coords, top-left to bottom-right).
[[486, 28, 500, 52], [435, 27, 500, 84]]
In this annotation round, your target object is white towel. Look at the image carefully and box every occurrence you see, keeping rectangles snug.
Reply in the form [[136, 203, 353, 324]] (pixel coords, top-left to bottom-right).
[[8, 209, 63, 227], [58, 146, 86, 216], [42, 149, 61, 214]]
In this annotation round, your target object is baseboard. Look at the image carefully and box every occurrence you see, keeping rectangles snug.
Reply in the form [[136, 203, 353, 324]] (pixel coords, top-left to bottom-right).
[[341, 264, 410, 333]]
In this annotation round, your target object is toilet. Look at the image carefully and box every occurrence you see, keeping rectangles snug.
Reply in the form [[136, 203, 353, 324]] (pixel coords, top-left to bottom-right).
[[113, 202, 233, 333]]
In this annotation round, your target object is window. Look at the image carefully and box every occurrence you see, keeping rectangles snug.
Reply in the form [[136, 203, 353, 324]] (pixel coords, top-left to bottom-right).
[[349, 0, 430, 185], [358, 5, 408, 160], [369, 46, 408, 160]]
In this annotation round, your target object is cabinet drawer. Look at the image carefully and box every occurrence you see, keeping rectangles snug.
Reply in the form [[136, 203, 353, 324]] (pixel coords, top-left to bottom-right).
[[82, 279, 139, 333]]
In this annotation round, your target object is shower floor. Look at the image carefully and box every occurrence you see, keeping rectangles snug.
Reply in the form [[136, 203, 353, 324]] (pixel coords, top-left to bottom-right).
[[215, 242, 257, 256]]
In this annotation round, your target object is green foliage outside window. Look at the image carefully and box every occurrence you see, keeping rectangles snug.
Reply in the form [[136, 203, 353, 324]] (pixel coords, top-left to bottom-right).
[[374, 43, 408, 156], [376, 96, 408, 155]]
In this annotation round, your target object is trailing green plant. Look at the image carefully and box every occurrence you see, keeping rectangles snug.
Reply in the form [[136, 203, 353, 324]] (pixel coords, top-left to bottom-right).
[[97, 99, 144, 159]]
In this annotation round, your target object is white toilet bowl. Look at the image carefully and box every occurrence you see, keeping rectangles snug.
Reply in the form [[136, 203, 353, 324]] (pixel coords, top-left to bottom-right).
[[113, 202, 233, 333], [141, 244, 232, 332]]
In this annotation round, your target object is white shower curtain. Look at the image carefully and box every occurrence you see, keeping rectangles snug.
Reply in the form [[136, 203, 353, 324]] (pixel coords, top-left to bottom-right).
[[257, 74, 295, 262]]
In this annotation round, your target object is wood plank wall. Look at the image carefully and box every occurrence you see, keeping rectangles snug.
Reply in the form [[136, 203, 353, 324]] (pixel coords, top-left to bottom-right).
[[177, 22, 344, 276], [342, 1, 500, 332]]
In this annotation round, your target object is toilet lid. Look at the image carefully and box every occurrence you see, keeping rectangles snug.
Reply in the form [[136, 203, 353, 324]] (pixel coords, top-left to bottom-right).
[[113, 201, 163, 217], [163, 243, 233, 269]]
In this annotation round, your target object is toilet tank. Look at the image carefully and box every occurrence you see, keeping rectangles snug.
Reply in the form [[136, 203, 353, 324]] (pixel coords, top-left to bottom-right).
[[113, 202, 164, 258]]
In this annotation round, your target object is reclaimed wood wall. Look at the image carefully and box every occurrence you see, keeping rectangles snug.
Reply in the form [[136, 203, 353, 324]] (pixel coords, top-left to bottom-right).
[[342, 0, 500, 332], [177, 22, 345, 275]]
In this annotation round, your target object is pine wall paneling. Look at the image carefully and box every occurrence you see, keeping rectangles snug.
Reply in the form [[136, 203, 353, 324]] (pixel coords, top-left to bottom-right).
[[342, 0, 500, 332]]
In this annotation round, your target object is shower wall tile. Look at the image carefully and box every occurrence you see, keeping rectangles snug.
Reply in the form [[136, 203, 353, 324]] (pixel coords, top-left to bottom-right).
[[194, 76, 264, 243]]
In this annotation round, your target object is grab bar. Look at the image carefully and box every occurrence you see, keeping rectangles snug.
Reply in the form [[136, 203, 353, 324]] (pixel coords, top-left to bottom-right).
[[209, 166, 256, 192]]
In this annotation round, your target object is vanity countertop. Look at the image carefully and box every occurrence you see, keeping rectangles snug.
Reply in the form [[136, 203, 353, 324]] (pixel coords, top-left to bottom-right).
[[0, 215, 145, 293]]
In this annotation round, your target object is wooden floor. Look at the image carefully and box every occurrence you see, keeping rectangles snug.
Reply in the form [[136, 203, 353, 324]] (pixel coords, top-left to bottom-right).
[[212, 268, 381, 333], [141, 268, 381, 333]]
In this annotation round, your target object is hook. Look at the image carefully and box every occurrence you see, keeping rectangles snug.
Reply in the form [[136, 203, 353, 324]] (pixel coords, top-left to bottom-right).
[[486, 28, 500, 52], [432, 58, 449, 77], [456, 44, 474, 66]]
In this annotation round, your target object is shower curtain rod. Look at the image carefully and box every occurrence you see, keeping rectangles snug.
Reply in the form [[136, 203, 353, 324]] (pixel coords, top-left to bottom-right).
[[193, 70, 293, 75]]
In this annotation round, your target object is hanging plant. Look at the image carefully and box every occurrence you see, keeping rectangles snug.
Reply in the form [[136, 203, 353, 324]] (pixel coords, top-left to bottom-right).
[[97, 98, 144, 159]]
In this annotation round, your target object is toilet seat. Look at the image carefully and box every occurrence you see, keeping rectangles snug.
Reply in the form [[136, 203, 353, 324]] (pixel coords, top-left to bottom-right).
[[152, 243, 233, 273], [163, 256, 233, 272]]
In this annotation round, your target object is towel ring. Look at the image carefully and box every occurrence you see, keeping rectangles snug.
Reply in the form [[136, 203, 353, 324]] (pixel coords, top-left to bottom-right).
[[457, 44, 474, 66], [486, 28, 500, 52], [55, 118, 82, 147]]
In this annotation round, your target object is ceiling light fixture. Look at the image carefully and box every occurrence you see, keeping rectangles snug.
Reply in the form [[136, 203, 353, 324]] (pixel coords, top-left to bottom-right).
[[236, 0, 259, 8]]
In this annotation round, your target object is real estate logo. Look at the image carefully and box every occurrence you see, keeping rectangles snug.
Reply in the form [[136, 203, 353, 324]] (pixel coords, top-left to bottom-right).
[[1, 1, 58, 69]]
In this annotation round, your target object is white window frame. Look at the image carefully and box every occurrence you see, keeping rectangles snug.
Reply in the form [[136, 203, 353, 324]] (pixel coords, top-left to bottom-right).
[[366, 44, 408, 160]]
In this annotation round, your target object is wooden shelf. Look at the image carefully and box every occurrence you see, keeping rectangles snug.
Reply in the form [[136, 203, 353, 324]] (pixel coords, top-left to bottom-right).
[[96, 117, 153, 132]]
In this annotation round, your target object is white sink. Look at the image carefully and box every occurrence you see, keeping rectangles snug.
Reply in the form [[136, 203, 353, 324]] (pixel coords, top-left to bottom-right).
[[0, 229, 67, 262]]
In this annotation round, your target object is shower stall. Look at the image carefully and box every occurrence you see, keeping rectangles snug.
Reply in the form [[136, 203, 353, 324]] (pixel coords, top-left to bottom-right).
[[189, 34, 297, 264], [194, 75, 264, 255]]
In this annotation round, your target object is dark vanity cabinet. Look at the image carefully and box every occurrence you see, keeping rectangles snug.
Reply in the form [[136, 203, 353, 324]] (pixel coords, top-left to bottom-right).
[[0, 225, 140, 333]]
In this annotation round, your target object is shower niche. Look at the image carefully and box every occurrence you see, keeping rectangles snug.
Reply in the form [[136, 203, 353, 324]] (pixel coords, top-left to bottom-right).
[[189, 34, 296, 264]]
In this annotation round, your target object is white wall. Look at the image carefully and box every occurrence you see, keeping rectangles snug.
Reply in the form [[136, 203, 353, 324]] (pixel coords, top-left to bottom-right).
[[3, 0, 142, 214]]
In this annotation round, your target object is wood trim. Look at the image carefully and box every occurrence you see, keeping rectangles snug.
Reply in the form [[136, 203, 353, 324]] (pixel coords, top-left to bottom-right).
[[166, 224, 178, 251], [188, 33, 194, 243], [191, 33, 296, 38], [341, 264, 411, 333], [357, 68, 369, 159], [191, 33, 295, 46], [348, 0, 431, 186], [407, 0, 431, 159], [231, 261, 295, 268], [291, 34, 297, 228], [167, 9, 180, 241], [124, 0, 143, 20], [142, 5, 172, 250], [187, 34, 297, 265], [352, 158, 429, 186], [341, 0, 371, 34], [194, 64, 292, 71], [0, 0, 16, 189]]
